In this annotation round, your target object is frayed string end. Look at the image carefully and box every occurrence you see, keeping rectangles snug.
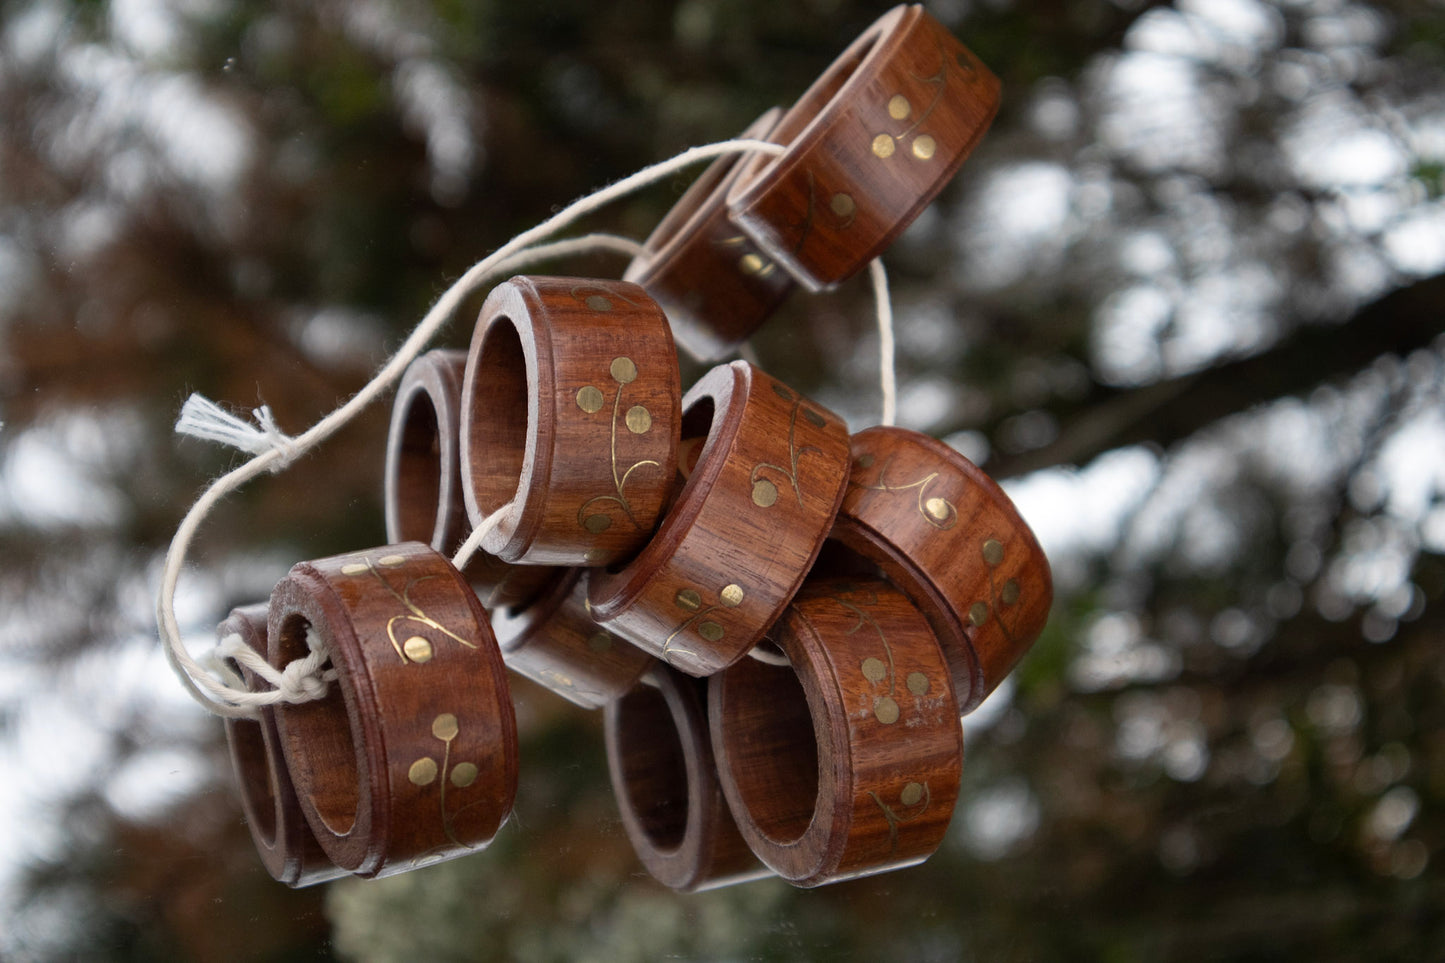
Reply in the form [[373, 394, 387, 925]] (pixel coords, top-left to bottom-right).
[[175, 394, 299, 470]]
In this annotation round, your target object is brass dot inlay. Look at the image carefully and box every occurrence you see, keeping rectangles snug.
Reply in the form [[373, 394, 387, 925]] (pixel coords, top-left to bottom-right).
[[379, 554, 406, 567], [432, 713, 460, 741], [872, 134, 896, 158], [900, 781, 924, 806], [912, 135, 937, 161], [906, 671, 929, 696], [1001, 578, 1021, 606], [752, 479, 778, 508], [408, 757, 438, 786], [925, 497, 951, 521], [450, 762, 479, 789], [982, 539, 1005, 567], [583, 513, 612, 534], [874, 696, 900, 724], [888, 94, 912, 120], [720, 584, 745, 607], [969, 601, 990, 627], [576, 385, 605, 413], [862, 657, 887, 683], [585, 295, 613, 312], [610, 356, 638, 384], [739, 253, 766, 276], [341, 563, 368, 575], [587, 632, 613, 653], [698, 620, 725, 642], [403, 636, 434, 663], [675, 588, 702, 611], [625, 405, 652, 434], [830, 192, 856, 218]]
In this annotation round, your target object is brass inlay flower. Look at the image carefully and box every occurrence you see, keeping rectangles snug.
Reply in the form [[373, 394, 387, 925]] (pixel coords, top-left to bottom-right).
[[871, 38, 953, 164], [848, 452, 958, 531], [338, 555, 477, 664], [749, 385, 826, 511], [662, 582, 747, 664], [576, 356, 661, 535], [867, 780, 932, 855]]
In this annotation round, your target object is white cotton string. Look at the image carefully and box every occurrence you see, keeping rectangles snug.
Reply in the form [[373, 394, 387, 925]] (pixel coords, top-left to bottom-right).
[[174, 396, 301, 467], [868, 258, 897, 427], [201, 627, 340, 719], [450, 499, 515, 573], [213, 626, 337, 705], [157, 138, 783, 719]]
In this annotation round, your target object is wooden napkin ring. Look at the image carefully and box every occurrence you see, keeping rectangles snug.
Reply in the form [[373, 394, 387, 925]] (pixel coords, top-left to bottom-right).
[[624, 109, 794, 361], [491, 568, 655, 709], [268, 542, 518, 878], [605, 666, 771, 892], [220, 604, 347, 888], [385, 349, 553, 611], [709, 577, 962, 887], [831, 426, 1052, 712], [460, 276, 682, 566], [587, 361, 850, 676], [726, 4, 1000, 291]]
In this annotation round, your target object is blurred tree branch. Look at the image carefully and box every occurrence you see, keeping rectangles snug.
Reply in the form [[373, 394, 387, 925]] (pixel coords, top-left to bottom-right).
[[988, 273, 1445, 478]]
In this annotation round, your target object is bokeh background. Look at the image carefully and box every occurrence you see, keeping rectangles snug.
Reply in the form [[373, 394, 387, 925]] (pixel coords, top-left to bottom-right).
[[2, 0, 1444, 959]]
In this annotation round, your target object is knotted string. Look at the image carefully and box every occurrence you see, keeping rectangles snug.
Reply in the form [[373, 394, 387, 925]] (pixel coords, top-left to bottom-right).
[[173, 397, 302, 469]]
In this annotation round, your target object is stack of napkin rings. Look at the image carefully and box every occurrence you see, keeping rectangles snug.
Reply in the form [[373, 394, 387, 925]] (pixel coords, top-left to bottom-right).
[[221, 4, 1052, 890]]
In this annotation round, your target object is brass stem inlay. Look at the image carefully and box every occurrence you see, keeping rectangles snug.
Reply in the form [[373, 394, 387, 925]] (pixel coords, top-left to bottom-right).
[[867, 781, 932, 855], [661, 582, 746, 665], [872, 37, 954, 163], [340, 555, 477, 663], [576, 356, 661, 534], [749, 386, 826, 510], [848, 453, 958, 530]]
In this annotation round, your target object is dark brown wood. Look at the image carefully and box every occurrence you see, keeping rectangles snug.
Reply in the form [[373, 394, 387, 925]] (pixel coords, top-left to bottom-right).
[[604, 666, 772, 892], [491, 568, 655, 709], [219, 604, 347, 888], [710, 577, 963, 887], [624, 109, 795, 361], [727, 4, 1000, 291], [460, 276, 682, 566], [831, 426, 1052, 712], [587, 361, 851, 676], [268, 542, 517, 878], [384, 348, 553, 610]]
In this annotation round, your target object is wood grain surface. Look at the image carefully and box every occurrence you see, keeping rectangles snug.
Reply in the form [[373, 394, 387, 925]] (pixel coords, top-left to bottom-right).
[[605, 666, 771, 891], [219, 604, 347, 888], [709, 577, 962, 886], [384, 348, 553, 610], [491, 568, 655, 709], [624, 109, 794, 361], [587, 361, 850, 676], [269, 542, 517, 877], [831, 425, 1052, 712], [460, 276, 681, 566], [727, 4, 1000, 291]]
